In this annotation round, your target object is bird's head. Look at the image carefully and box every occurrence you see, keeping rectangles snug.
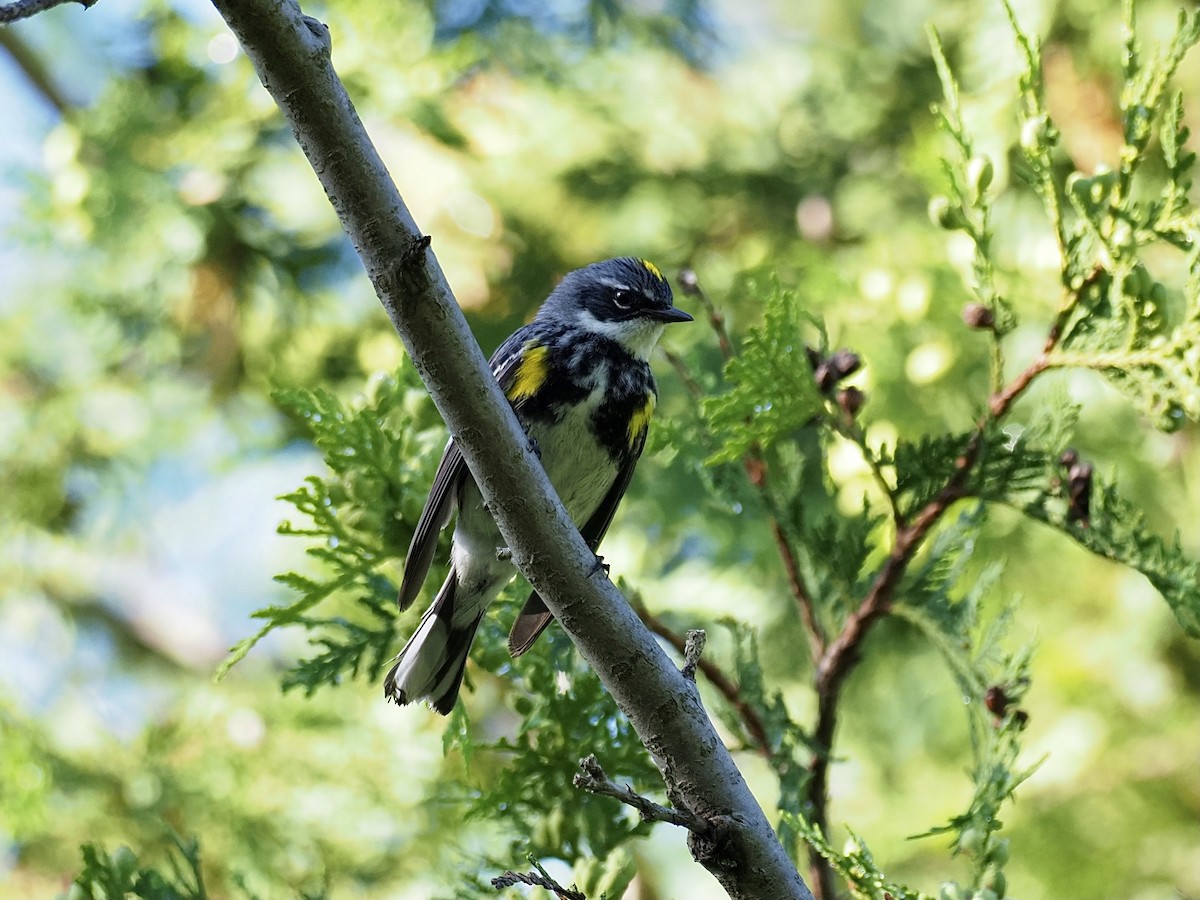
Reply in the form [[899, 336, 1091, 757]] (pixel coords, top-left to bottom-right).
[[541, 257, 693, 360]]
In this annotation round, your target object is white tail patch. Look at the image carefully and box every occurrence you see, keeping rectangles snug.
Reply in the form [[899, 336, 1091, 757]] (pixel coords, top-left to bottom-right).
[[385, 609, 452, 704]]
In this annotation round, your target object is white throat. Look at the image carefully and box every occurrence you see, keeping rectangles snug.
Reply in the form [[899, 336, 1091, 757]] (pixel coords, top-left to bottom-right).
[[575, 310, 666, 361]]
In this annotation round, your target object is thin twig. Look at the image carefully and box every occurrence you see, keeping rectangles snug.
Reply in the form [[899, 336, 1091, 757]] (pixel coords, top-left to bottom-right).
[[574, 755, 722, 838], [679, 269, 734, 361], [662, 347, 705, 400], [0, 0, 95, 25], [492, 867, 585, 900], [682, 629, 707, 681], [768, 516, 827, 657], [828, 414, 905, 528], [0, 28, 71, 112], [635, 602, 772, 757]]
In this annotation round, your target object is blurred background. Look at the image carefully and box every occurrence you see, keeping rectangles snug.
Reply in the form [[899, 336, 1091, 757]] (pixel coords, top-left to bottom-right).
[[1, 0, 1198, 897]]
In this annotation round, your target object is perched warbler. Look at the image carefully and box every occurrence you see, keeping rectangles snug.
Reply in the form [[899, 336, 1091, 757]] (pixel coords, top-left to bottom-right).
[[384, 257, 693, 714]]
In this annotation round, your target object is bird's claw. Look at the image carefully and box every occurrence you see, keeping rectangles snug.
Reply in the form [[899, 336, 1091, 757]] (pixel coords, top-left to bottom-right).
[[527, 436, 541, 459], [588, 554, 611, 578]]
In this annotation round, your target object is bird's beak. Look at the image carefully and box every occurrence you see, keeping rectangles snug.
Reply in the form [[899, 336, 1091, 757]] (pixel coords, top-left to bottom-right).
[[645, 306, 694, 324]]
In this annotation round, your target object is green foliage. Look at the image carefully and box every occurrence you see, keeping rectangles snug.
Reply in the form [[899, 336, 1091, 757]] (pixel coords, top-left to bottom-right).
[[569, 849, 638, 900], [785, 818, 929, 900], [890, 422, 1065, 520], [702, 284, 823, 464], [1018, 474, 1200, 636], [795, 505, 884, 612], [218, 371, 439, 684], [1012, 1, 1200, 430], [655, 5, 1200, 896], [221, 369, 660, 889], [69, 838, 208, 900], [927, 25, 1016, 358], [719, 618, 811, 756], [897, 514, 1039, 896]]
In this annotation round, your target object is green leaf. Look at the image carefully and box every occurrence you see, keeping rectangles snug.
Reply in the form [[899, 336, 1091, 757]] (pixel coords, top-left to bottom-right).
[[1020, 475, 1200, 636], [891, 426, 1058, 519], [702, 284, 823, 465], [71, 836, 208, 900], [222, 365, 441, 689], [782, 814, 930, 900]]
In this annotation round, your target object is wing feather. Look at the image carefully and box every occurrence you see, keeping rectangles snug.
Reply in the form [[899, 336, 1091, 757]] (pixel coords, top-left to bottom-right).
[[397, 326, 539, 611]]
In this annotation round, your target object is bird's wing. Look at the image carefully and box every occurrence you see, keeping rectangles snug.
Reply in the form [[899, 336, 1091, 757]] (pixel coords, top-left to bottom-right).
[[507, 424, 648, 656], [397, 326, 540, 611]]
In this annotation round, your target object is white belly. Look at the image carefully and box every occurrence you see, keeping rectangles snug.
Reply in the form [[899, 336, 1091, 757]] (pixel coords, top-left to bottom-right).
[[448, 382, 619, 620], [527, 388, 620, 524]]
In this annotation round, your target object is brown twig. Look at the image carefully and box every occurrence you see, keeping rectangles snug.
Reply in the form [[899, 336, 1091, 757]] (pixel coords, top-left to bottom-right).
[[679, 268, 735, 360], [663, 347, 705, 400], [0, 0, 95, 25], [636, 603, 772, 757], [769, 516, 827, 657], [802, 331, 1062, 898]]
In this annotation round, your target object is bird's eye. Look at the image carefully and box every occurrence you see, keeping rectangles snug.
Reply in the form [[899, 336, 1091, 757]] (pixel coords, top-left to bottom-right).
[[612, 290, 634, 311]]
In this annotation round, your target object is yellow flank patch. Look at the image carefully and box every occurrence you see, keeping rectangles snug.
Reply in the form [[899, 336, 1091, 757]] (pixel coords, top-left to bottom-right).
[[640, 259, 665, 282], [627, 392, 656, 447], [507, 343, 550, 402]]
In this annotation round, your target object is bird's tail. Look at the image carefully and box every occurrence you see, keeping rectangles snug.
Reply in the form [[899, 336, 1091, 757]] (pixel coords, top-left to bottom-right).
[[384, 571, 481, 715]]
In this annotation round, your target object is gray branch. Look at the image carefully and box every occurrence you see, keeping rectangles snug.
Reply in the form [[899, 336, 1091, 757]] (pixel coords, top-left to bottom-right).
[[492, 867, 585, 900], [0, 0, 95, 25], [207, 2, 813, 897], [574, 754, 723, 837]]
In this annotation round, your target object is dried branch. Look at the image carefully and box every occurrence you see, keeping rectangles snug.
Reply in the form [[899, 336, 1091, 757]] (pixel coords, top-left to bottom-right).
[[492, 864, 585, 900], [0, 0, 95, 25], [574, 755, 724, 838]]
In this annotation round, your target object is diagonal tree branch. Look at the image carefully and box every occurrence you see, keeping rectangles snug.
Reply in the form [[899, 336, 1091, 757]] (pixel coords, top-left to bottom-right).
[[208, 2, 813, 897], [0, 27, 71, 112]]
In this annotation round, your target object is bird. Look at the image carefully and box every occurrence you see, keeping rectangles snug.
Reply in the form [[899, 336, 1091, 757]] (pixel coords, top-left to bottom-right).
[[384, 257, 693, 714]]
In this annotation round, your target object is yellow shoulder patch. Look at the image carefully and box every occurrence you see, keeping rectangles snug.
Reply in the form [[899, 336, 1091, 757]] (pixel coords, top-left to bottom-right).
[[627, 392, 656, 447], [506, 343, 550, 402], [639, 259, 665, 282]]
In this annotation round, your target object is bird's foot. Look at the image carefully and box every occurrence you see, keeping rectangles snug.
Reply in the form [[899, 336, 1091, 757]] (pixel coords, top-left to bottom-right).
[[588, 554, 611, 578]]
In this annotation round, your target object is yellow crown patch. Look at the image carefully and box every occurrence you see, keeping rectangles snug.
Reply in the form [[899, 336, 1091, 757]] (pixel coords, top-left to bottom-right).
[[639, 259, 665, 282]]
